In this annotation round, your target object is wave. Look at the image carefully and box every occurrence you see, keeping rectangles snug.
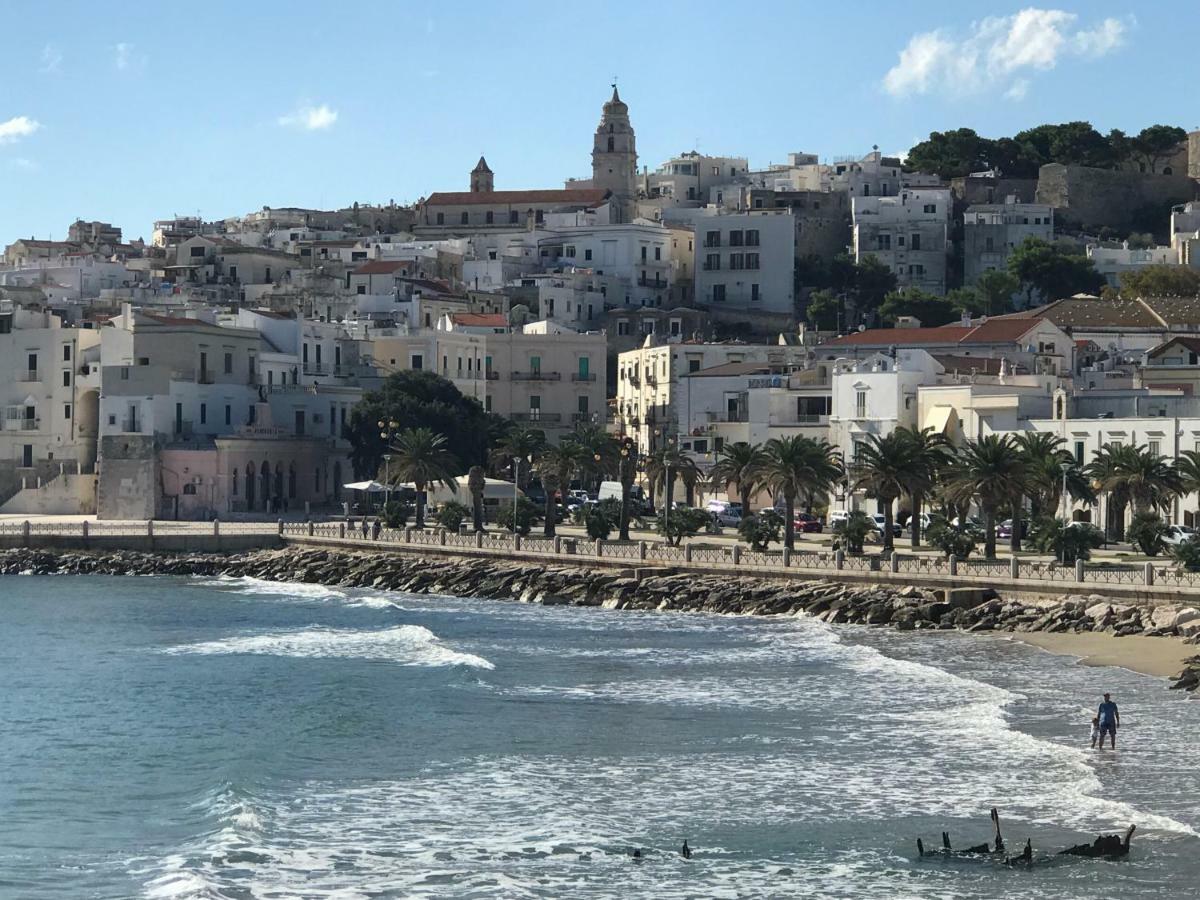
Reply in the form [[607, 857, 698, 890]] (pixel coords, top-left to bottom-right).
[[160, 624, 494, 669], [192, 575, 404, 611]]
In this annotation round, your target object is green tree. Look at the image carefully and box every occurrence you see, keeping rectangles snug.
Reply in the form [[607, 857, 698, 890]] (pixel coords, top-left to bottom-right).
[[1014, 121, 1114, 169], [878, 288, 959, 327], [1087, 443, 1182, 541], [834, 510, 875, 555], [943, 435, 1030, 559], [853, 256, 899, 318], [346, 370, 498, 479], [805, 288, 841, 331], [1126, 510, 1169, 556], [1175, 449, 1200, 526], [495, 497, 539, 535], [1029, 518, 1103, 563], [656, 507, 711, 546], [974, 269, 1021, 315], [434, 501, 470, 531], [645, 444, 701, 516], [388, 427, 459, 529], [760, 436, 842, 550], [536, 442, 586, 538], [1118, 264, 1200, 299], [896, 426, 953, 549], [1008, 237, 1106, 305], [849, 432, 916, 553], [709, 441, 768, 514], [616, 437, 638, 541], [946, 287, 984, 318], [466, 465, 486, 533], [738, 510, 783, 551], [1130, 125, 1187, 173], [926, 517, 978, 559], [1172, 536, 1200, 571], [1015, 432, 1095, 525], [905, 128, 993, 180], [564, 424, 618, 492], [489, 426, 546, 489]]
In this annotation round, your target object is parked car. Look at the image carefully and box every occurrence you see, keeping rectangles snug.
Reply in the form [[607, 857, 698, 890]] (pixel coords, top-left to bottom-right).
[[906, 512, 932, 536], [828, 510, 850, 529], [995, 519, 1030, 540], [1163, 524, 1197, 546], [794, 512, 822, 533], [869, 513, 902, 537], [706, 499, 744, 526]]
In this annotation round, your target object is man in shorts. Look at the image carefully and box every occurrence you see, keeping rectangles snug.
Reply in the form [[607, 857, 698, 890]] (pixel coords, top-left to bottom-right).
[[1097, 692, 1120, 750]]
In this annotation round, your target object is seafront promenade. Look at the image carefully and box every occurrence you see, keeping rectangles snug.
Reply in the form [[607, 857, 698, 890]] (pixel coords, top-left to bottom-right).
[[4, 517, 1200, 605]]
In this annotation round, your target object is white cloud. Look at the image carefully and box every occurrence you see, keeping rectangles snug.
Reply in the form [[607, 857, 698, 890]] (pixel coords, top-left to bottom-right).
[[9, 157, 38, 171], [39, 43, 62, 73], [277, 104, 338, 131], [0, 116, 42, 144], [115, 42, 133, 70], [882, 8, 1129, 99]]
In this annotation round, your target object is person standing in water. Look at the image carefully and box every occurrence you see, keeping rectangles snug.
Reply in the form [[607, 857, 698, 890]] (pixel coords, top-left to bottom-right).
[[1097, 692, 1120, 750]]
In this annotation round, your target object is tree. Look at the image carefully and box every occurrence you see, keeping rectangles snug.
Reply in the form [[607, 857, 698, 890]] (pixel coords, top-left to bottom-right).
[[878, 288, 959, 327], [1014, 121, 1114, 169], [1087, 443, 1182, 541], [536, 443, 586, 538], [467, 465, 486, 533], [1119, 264, 1200, 299], [946, 287, 985, 318], [926, 518, 978, 559], [833, 510, 875, 555], [760, 436, 842, 550], [975, 269, 1020, 315], [346, 370, 497, 479], [905, 128, 993, 180], [943, 435, 1029, 559], [1172, 536, 1200, 572], [1175, 449, 1200, 526], [388, 427, 459, 529], [1029, 518, 1103, 563], [1130, 125, 1187, 173], [1127, 511, 1169, 556], [805, 288, 841, 331], [489, 426, 546, 489], [564, 424, 618, 492], [1008, 237, 1106, 305], [849, 432, 915, 553], [895, 426, 952, 549], [434, 501, 470, 531], [495, 497, 538, 535], [656, 507, 711, 546], [853, 256, 899, 317], [738, 510, 783, 551], [1015, 432, 1095, 525], [645, 445, 701, 516], [710, 442, 768, 514]]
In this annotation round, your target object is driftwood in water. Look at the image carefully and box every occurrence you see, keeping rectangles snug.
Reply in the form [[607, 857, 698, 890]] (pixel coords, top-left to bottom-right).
[[918, 808, 1006, 858], [1058, 825, 1136, 859]]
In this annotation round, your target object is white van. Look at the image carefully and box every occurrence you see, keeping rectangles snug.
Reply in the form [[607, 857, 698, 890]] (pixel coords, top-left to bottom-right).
[[598, 481, 647, 512]]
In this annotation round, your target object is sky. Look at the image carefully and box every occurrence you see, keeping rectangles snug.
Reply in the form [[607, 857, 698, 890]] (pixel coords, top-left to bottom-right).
[[1, 1, 1194, 244]]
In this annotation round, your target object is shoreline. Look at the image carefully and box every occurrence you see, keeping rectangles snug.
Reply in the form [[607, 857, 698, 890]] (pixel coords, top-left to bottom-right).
[[1008, 631, 1196, 681]]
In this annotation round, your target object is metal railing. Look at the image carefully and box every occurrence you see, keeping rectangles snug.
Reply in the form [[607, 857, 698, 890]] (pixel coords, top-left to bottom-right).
[[511, 371, 562, 381], [571, 373, 597, 382]]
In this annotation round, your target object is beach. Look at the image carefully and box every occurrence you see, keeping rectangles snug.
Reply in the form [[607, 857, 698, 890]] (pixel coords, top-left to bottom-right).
[[1011, 631, 1197, 679]]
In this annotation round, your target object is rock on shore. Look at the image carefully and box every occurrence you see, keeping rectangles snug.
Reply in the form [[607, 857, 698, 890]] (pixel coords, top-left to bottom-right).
[[4, 546, 1200, 691]]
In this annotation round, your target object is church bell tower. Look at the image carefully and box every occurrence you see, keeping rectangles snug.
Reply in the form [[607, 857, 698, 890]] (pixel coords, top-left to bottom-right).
[[591, 85, 637, 223]]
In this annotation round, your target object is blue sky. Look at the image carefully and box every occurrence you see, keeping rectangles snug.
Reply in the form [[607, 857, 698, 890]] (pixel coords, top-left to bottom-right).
[[1, 1, 1191, 244]]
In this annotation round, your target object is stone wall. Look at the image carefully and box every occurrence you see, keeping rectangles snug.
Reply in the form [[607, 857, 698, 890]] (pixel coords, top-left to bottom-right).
[[1035, 163, 1196, 233], [97, 434, 158, 520]]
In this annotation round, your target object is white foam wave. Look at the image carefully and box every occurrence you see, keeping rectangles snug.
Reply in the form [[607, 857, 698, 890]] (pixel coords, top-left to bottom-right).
[[161, 624, 494, 669]]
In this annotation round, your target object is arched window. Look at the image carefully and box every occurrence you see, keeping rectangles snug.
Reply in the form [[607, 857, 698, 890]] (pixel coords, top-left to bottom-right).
[[607, 136, 614, 152], [1164, 166, 1173, 175]]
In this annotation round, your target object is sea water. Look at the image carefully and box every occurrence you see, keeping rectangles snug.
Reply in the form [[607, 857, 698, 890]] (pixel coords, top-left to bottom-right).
[[0, 574, 1198, 898]]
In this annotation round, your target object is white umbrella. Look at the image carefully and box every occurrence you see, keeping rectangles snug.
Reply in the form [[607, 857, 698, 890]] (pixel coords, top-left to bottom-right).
[[343, 480, 387, 492]]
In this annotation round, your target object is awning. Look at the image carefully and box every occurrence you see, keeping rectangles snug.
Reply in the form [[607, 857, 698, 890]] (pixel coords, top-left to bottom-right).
[[343, 480, 387, 492], [925, 406, 958, 435]]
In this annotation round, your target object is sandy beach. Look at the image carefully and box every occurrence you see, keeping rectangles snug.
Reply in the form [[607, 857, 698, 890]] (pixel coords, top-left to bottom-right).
[[1010, 631, 1197, 679]]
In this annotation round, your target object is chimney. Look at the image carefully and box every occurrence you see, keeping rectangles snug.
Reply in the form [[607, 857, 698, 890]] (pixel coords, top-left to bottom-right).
[[895, 315, 922, 329]]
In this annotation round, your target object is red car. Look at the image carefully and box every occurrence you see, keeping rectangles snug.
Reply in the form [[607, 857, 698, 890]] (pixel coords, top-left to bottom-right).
[[793, 513, 823, 533]]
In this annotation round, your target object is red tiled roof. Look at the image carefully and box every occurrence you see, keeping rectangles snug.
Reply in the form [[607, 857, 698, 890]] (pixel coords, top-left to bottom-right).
[[958, 317, 1042, 344], [451, 313, 508, 327], [353, 260, 412, 275], [820, 317, 1042, 349], [424, 189, 610, 207]]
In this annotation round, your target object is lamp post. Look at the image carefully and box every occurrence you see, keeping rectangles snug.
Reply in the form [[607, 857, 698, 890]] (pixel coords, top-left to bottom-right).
[[512, 455, 521, 534], [1060, 461, 1071, 565], [378, 419, 399, 512], [383, 454, 393, 503]]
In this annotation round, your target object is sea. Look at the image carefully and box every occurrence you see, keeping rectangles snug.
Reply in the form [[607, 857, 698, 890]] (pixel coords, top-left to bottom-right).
[[1, 574, 1199, 899]]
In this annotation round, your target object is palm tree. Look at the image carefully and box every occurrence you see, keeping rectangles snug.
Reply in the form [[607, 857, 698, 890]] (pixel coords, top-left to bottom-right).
[[942, 434, 1029, 559], [617, 437, 638, 541], [467, 465, 486, 532], [564, 424, 618, 492], [1175, 449, 1200, 527], [709, 441, 768, 514], [645, 444, 702, 513], [389, 427, 459, 529], [1015, 432, 1096, 526], [488, 426, 546, 489], [1088, 443, 1182, 540], [760, 436, 842, 550], [535, 443, 585, 538], [849, 431, 916, 553], [896, 426, 952, 549]]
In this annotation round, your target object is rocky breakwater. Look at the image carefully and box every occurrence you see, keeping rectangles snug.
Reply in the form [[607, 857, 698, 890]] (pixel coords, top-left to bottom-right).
[[4, 546, 1200, 692]]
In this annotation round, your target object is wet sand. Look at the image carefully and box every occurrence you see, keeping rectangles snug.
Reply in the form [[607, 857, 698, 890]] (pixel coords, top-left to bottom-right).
[[1010, 632, 1197, 679]]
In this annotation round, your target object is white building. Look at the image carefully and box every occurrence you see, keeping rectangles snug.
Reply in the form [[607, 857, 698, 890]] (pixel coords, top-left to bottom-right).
[[963, 199, 1054, 289], [852, 188, 952, 295], [1087, 243, 1180, 287]]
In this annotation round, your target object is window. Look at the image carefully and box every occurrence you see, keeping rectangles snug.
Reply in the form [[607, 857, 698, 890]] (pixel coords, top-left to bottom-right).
[[712, 284, 726, 302], [436, 212, 445, 225], [232, 469, 238, 497], [62, 345, 71, 361], [705, 253, 720, 271], [356, 284, 366, 295], [578, 395, 589, 416], [411, 354, 423, 370], [745, 229, 760, 247], [876, 234, 891, 250], [189, 245, 205, 258], [530, 355, 541, 374], [729, 253, 744, 270], [705, 231, 720, 248], [248, 405, 256, 425], [855, 390, 867, 418], [751, 283, 760, 302], [746, 253, 759, 270], [654, 246, 661, 261], [529, 395, 541, 418], [641, 246, 647, 261], [617, 321, 630, 336], [564, 245, 576, 257], [688, 358, 701, 373], [485, 395, 492, 412], [897, 235, 905, 247], [460, 212, 469, 225], [1149, 440, 1161, 457], [923, 204, 936, 214], [509, 210, 519, 224], [535, 209, 544, 224], [121, 367, 129, 380], [225, 404, 232, 426], [200, 403, 207, 425], [486, 211, 494, 225], [908, 264, 925, 276], [62, 370, 70, 387], [63, 403, 71, 419], [1074, 441, 1084, 463], [911, 233, 921, 251], [729, 230, 744, 247]]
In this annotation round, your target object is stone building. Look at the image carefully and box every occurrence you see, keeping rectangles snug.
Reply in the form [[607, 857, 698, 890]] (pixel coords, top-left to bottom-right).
[[589, 86, 638, 224], [962, 198, 1054, 288], [852, 188, 952, 295]]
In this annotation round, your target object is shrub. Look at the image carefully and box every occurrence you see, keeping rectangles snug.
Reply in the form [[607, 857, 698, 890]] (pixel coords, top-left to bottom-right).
[[494, 497, 539, 535], [833, 510, 875, 555], [382, 500, 413, 529], [582, 505, 614, 539], [1126, 511, 1168, 556], [656, 507, 712, 546], [1029, 517, 1103, 563], [738, 510, 783, 551], [1171, 536, 1200, 571], [434, 500, 470, 531], [926, 518, 978, 559]]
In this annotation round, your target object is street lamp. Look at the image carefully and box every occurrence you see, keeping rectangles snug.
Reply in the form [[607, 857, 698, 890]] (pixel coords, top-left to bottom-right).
[[512, 455, 521, 533], [1059, 461, 1071, 565], [383, 454, 393, 503], [378, 419, 400, 511]]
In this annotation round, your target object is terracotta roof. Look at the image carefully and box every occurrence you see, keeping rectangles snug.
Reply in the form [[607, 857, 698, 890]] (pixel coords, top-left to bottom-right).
[[353, 260, 413, 275], [424, 188, 609, 207], [820, 317, 1041, 349], [450, 313, 508, 327], [959, 317, 1042, 344], [998, 298, 1161, 329]]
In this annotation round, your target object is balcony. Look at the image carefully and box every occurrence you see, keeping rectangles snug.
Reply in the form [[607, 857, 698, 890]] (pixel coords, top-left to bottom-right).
[[571, 372, 597, 382], [485, 370, 500, 380], [627, 374, 640, 386], [121, 418, 142, 433], [511, 412, 562, 423], [18, 369, 40, 382], [702, 262, 720, 271], [3, 417, 40, 432], [511, 370, 561, 381], [645, 373, 658, 386], [303, 363, 328, 376], [198, 372, 215, 385], [769, 414, 830, 427]]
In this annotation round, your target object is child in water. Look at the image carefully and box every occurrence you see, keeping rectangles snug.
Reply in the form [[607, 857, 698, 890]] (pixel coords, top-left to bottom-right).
[[1089, 715, 1100, 749]]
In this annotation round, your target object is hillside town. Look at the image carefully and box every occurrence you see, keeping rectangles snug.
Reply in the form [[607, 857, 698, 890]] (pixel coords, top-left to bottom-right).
[[6, 87, 1200, 556]]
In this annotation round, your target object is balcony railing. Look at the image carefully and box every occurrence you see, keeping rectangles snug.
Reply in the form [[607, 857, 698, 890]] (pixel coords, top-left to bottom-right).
[[121, 419, 142, 433], [571, 372, 597, 382], [702, 262, 720, 271], [511, 412, 562, 423], [3, 418, 39, 432], [511, 371, 561, 381], [198, 372, 214, 385], [627, 374, 640, 386], [645, 373, 658, 385], [303, 363, 327, 376], [485, 370, 500, 380], [18, 370, 40, 382]]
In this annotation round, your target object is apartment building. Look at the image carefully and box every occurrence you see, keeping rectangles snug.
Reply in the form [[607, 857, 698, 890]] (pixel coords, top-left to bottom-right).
[[963, 199, 1054, 289], [852, 188, 952, 295], [1087, 243, 1179, 287], [684, 211, 795, 316]]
